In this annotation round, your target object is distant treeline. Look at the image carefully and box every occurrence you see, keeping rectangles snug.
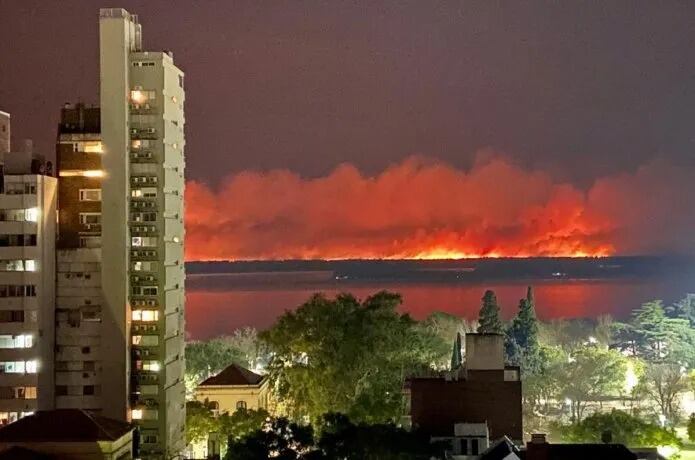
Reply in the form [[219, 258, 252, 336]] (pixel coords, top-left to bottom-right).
[[186, 256, 694, 281]]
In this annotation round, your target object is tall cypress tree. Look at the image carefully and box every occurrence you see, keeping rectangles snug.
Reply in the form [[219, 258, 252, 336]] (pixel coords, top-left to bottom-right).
[[505, 286, 540, 368], [477, 290, 504, 334]]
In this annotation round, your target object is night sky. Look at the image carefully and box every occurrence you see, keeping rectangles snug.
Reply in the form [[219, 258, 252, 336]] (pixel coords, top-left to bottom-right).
[[2, 1, 694, 259]]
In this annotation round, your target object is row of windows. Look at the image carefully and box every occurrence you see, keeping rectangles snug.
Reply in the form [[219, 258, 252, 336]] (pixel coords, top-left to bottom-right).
[[131, 408, 158, 420], [132, 286, 158, 296], [0, 386, 36, 400], [131, 225, 157, 234], [0, 412, 33, 426], [0, 335, 33, 349], [134, 360, 160, 372], [133, 261, 157, 271], [132, 236, 158, 247], [3, 183, 36, 195], [0, 361, 38, 374], [131, 310, 159, 322], [131, 212, 157, 222], [56, 361, 96, 371], [132, 187, 157, 198], [132, 335, 158, 346], [0, 285, 36, 298], [56, 307, 101, 327], [0, 311, 25, 323], [68, 141, 102, 153], [0, 208, 38, 223], [0, 234, 37, 247], [55, 385, 99, 396], [0, 260, 36, 272]]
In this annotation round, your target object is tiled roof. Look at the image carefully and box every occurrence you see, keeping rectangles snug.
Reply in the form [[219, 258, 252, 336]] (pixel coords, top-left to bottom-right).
[[524, 443, 637, 460], [199, 363, 264, 386], [0, 410, 133, 443]]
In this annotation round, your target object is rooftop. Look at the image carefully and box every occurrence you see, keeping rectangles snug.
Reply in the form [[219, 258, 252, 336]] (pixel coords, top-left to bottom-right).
[[199, 363, 264, 387], [0, 409, 132, 443]]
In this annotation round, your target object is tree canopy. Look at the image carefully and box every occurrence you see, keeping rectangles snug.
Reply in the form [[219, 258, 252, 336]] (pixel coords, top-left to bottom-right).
[[559, 410, 681, 449], [260, 291, 441, 423], [477, 290, 504, 334]]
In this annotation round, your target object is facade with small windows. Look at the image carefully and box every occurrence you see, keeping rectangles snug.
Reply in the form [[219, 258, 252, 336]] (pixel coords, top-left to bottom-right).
[[194, 363, 270, 414], [0, 146, 57, 425], [192, 364, 270, 459]]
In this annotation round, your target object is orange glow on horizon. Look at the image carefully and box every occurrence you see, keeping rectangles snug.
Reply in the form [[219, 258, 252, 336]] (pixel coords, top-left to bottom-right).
[[183, 155, 691, 262]]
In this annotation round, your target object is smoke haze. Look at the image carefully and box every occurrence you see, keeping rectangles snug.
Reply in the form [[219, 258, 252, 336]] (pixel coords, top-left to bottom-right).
[[185, 154, 695, 261]]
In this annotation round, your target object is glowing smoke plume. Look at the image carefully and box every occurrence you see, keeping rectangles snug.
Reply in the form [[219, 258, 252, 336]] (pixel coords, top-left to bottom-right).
[[185, 154, 695, 260]]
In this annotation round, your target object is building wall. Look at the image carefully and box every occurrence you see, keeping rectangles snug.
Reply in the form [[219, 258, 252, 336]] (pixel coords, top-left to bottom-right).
[[0, 174, 56, 422], [54, 248, 103, 411], [98, 8, 186, 457], [409, 377, 523, 442], [195, 383, 270, 414], [99, 8, 133, 425]]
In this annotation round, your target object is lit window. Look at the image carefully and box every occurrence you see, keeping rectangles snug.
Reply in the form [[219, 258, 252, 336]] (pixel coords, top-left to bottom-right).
[[24, 260, 36, 272], [130, 90, 147, 104], [24, 208, 38, 223], [142, 361, 160, 372], [25, 361, 37, 373], [83, 142, 103, 153], [131, 409, 143, 420], [60, 170, 104, 178], [133, 310, 158, 322], [79, 189, 102, 201]]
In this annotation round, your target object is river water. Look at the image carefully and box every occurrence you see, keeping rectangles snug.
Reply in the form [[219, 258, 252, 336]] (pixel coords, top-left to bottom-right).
[[185, 268, 695, 339]]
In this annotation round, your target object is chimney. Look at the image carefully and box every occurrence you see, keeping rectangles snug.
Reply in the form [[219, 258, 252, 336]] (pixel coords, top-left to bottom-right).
[[531, 433, 547, 444], [527, 434, 550, 460]]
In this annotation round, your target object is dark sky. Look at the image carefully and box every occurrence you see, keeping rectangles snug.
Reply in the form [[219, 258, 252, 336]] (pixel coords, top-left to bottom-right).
[[1, 0, 695, 186]]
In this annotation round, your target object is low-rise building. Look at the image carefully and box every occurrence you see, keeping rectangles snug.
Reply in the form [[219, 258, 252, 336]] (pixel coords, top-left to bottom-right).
[[406, 333, 522, 457], [0, 409, 134, 459], [195, 363, 269, 414]]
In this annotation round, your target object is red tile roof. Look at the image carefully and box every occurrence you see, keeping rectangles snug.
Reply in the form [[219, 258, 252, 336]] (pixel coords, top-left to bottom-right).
[[0, 410, 133, 443], [199, 363, 264, 386]]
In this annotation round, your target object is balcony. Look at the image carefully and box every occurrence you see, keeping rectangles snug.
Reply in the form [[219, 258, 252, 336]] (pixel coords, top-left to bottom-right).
[[130, 151, 156, 163], [132, 373, 159, 385], [130, 128, 158, 140], [129, 103, 157, 115], [130, 249, 158, 261]]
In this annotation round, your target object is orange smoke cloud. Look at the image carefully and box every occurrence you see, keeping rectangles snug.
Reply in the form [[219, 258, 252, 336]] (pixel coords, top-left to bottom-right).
[[184, 155, 695, 260]]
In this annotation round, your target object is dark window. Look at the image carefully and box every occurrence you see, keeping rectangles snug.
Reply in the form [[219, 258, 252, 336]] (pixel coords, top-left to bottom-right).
[[56, 385, 68, 396], [471, 439, 479, 455], [83, 385, 95, 395], [81, 346, 90, 354], [0, 311, 23, 322], [236, 401, 247, 410], [461, 439, 468, 455]]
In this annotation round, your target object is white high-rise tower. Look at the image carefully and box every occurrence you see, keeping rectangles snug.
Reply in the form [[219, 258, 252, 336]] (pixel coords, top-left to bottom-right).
[[99, 8, 186, 457]]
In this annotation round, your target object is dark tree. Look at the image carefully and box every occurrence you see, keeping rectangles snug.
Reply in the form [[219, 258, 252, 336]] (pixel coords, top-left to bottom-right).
[[477, 290, 504, 334], [505, 286, 540, 370]]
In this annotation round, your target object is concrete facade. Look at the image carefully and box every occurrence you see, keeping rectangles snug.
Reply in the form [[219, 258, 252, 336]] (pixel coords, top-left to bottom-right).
[[0, 170, 56, 424], [55, 104, 105, 413], [407, 334, 523, 448], [99, 8, 186, 457]]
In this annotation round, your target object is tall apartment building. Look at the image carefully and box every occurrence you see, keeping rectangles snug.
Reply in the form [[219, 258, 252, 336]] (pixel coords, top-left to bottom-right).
[[52, 9, 187, 457], [0, 113, 57, 426], [55, 103, 104, 414]]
